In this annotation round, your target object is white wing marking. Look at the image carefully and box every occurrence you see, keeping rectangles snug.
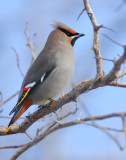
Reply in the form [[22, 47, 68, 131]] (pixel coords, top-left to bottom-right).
[[25, 82, 36, 88], [41, 74, 46, 82]]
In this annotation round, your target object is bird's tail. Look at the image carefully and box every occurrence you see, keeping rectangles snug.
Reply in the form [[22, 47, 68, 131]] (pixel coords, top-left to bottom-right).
[[5, 99, 32, 133]]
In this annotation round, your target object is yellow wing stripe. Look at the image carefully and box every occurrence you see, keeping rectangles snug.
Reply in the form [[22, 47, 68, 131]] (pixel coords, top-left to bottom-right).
[[16, 88, 30, 108], [5, 89, 31, 134], [5, 124, 12, 133]]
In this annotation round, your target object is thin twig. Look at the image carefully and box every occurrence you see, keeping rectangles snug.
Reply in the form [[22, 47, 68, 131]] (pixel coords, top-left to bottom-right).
[[37, 104, 78, 135], [0, 92, 3, 107], [115, 1, 126, 11], [115, 67, 126, 79], [11, 47, 24, 77], [33, 33, 38, 54], [77, 8, 85, 21], [0, 116, 25, 119], [24, 22, 36, 63], [94, 57, 115, 62], [109, 81, 126, 88], [102, 33, 124, 47], [25, 131, 32, 140], [0, 91, 19, 107], [0, 144, 25, 149], [102, 128, 123, 150], [82, 121, 123, 149], [102, 46, 126, 83], [99, 25, 116, 33]]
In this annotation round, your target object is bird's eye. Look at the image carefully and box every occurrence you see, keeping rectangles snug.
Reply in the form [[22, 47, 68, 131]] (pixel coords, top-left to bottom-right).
[[58, 27, 73, 37], [66, 31, 71, 36]]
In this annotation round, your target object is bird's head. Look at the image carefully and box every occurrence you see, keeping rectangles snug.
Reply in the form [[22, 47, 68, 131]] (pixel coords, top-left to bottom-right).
[[52, 21, 85, 46]]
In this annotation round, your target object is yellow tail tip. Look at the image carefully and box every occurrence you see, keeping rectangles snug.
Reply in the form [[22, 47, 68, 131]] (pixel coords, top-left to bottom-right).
[[5, 125, 12, 133]]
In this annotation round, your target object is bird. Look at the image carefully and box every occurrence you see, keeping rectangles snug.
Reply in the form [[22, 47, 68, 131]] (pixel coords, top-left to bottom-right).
[[5, 21, 84, 133]]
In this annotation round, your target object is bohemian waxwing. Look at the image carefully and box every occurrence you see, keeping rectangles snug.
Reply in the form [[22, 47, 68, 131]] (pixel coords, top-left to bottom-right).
[[6, 21, 84, 133]]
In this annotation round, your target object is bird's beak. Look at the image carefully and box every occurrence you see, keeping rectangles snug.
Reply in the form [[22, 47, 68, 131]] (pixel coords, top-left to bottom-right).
[[71, 33, 85, 46], [78, 33, 85, 37]]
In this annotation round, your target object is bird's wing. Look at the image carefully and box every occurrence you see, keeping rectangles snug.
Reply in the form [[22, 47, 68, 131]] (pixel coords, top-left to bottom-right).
[[5, 50, 57, 133], [19, 48, 57, 99], [9, 49, 57, 115], [9, 64, 55, 115]]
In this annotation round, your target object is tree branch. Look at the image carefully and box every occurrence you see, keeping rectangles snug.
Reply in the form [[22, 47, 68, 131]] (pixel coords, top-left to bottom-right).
[[83, 0, 104, 79], [10, 111, 126, 160], [1, 43, 126, 135]]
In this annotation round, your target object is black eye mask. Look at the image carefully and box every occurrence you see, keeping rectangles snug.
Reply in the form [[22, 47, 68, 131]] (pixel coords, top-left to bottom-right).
[[58, 27, 79, 37]]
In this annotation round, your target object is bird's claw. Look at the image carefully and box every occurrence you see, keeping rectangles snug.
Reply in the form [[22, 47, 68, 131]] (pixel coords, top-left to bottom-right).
[[38, 98, 54, 109]]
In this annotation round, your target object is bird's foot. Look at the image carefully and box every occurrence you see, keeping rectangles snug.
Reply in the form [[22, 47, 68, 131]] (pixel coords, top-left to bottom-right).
[[48, 98, 54, 104], [38, 105, 44, 109], [38, 98, 54, 109]]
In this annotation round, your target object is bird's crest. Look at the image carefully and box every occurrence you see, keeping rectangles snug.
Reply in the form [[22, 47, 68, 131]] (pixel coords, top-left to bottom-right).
[[51, 21, 77, 35]]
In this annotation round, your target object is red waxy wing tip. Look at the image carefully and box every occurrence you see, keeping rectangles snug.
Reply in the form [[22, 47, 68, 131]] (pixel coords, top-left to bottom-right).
[[23, 87, 30, 93]]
